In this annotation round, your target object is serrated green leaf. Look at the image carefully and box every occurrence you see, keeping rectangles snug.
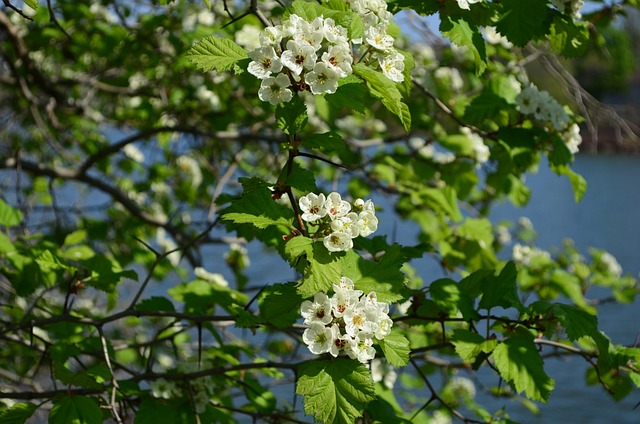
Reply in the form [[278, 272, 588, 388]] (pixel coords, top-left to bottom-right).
[[479, 261, 524, 312], [451, 329, 499, 362], [50, 396, 103, 424], [350, 244, 407, 304], [549, 17, 589, 57], [259, 282, 303, 328], [302, 131, 349, 156], [0, 402, 37, 424], [285, 236, 314, 262], [378, 328, 410, 366], [428, 278, 478, 320], [464, 87, 510, 124], [297, 359, 376, 424], [135, 296, 176, 312], [353, 64, 411, 132], [187, 36, 248, 72], [492, 337, 555, 402], [0, 198, 23, 227], [223, 178, 295, 230], [295, 241, 347, 298], [496, 0, 552, 47], [276, 95, 307, 135], [440, 16, 487, 75], [281, 160, 317, 193], [324, 78, 368, 114]]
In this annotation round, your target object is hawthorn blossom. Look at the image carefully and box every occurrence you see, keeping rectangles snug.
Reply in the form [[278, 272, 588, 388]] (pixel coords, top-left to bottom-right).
[[247, 46, 283, 79], [299, 192, 327, 222], [300, 292, 333, 325], [324, 231, 353, 252], [379, 51, 405, 83], [456, 0, 482, 10], [305, 62, 340, 95], [280, 40, 317, 76], [302, 321, 333, 354], [258, 74, 293, 105], [364, 26, 394, 51], [324, 192, 351, 220]]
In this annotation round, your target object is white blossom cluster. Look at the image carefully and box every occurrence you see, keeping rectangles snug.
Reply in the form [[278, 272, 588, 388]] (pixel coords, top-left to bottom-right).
[[512, 243, 551, 266], [301, 277, 393, 363], [516, 84, 571, 131], [246, 2, 405, 105], [246, 14, 354, 104], [298, 192, 378, 252], [345, 0, 406, 83]]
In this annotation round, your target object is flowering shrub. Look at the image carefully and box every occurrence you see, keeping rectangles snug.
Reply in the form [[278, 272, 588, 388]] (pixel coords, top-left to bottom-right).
[[301, 277, 392, 363]]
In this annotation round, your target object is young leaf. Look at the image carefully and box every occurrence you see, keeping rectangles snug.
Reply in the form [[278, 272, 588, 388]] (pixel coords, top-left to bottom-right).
[[551, 163, 587, 202], [259, 282, 303, 328], [296, 359, 376, 424], [187, 36, 248, 72], [135, 296, 176, 312], [378, 328, 410, 366], [276, 95, 308, 135], [492, 337, 555, 402], [451, 329, 498, 362], [353, 64, 411, 132], [24, 0, 38, 11], [0, 403, 37, 424], [0, 198, 23, 227], [49, 396, 103, 424], [223, 178, 295, 230], [440, 16, 487, 76], [479, 261, 524, 312], [496, 0, 552, 47]]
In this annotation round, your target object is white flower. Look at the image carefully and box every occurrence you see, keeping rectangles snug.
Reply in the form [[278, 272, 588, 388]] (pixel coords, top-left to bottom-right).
[[150, 378, 181, 399], [564, 123, 582, 154], [379, 51, 405, 83], [374, 314, 393, 340], [324, 192, 351, 220], [258, 74, 293, 105], [123, 144, 145, 163], [194, 267, 229, 287], [357, 210, 379, 237], [302, 321, 333, 355], [280, 40, 317, 76], [343, 302, 379, 337], [321, 45, 353, 78], [371, 358, 397, 389], [364, 26, 394, 51], [456, 0, 482, 10], [299, 192, 327, 222], [305, 62, 340, 94], [235, 24, 262, 50], [461, 127, 489, 164], [300, 292, 333, 325], [259, 25, 283, 47], [328, 323, 347, 357], [448, 376, 477, 399], [346, 331, 376, 363], [322, 18, 348, 43], [599, 252, 622, 277], [324, 231, 354, 252], [176, 155, 203, 187], [516, 84, 542, 115], [331, 212, 361, 238], [247, 46, 283, 79], [481, 26, 512, 48]]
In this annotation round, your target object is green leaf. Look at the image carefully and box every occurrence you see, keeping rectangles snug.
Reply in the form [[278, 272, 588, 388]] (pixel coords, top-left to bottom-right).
[[496, 0, 552, 47], [276, 95, 308, 135], [464, 87, 510, 124], [378, 328, 410, 366], [440, 16, 487, 75], [551, 164, 587, 202], [492, 337, 555, 402], [281, 160, 318, 193], [24, 0, 38, 11], [549, 17, 589, 57], [428, 278, 478, 320], [0, 403, 37, 424], [296, 359, 376, 424], [223, 178, 295, 230], [479, 261, 524, 312], [187, 36, 248, 72], [135, 397, 196, 424], [244, 375, 277, 413], [353, 64, 411, 132], [49, 396, 103, 424], [135, 296, 176, 312], [324, 78, 368, 114], [0, 198, 23, 227], [350, 244, 408, 304], [451, 329, 499, 362], [302, 131, 350, 157], [295, 241, 348, 298], [259, 282, 303, 328]]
